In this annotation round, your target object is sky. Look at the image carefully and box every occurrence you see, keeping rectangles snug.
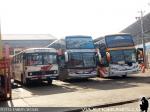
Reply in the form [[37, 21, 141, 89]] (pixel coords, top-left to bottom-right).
[[0, 0, 150, 39]]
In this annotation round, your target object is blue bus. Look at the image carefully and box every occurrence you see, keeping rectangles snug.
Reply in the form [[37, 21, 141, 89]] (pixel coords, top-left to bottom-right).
[[48, 35, 97, 81]]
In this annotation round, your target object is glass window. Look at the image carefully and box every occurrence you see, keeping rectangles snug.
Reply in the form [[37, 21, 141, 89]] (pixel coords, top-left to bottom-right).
[[68, 53, 83, 67], [124, 49, 136, 62], [26, 53, 43, 66], [110, 50, 124, 64], [110, 49, 136, 64], [43, 53, 57, 64], [66, 36, 94, 49], [83, 53, 96, 67], [68, 52, 96, 68], [106, 35, 134, 48]]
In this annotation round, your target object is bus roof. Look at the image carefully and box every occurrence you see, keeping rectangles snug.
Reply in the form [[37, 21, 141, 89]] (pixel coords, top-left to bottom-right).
[[65, 35, 92, 39], [104, 33, 132, 37], [94, 33, 132, 43], [13, 48, 57, 56]]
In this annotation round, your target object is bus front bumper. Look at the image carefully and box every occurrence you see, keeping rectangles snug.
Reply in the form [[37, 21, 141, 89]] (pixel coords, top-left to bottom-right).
[[110, 68, 139, 76], [27, 74, 59, 80], [68, 72, 97, 78]]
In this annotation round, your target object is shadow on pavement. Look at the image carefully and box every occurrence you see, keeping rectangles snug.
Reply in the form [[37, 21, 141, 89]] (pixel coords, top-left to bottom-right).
[[11, 75, 150, 99], [62, 75, 150, 90], [0, 100, 14, 107]]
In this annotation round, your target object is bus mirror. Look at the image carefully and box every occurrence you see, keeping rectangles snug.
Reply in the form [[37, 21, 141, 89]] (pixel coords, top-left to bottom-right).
[[97, 52, 101, 63], [106, 52, 110, 63], [96, 48, 101, 63], [64, 52, 68, 62]]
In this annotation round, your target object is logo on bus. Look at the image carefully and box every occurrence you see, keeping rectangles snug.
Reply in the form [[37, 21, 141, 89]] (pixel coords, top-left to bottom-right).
[[41, 64, 53, 71]]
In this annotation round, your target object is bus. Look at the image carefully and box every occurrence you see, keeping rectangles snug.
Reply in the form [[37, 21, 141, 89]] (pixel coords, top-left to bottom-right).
[[48, 36, 97, 81], [11, 48, 58, 85], [95, 33, 139, 77]]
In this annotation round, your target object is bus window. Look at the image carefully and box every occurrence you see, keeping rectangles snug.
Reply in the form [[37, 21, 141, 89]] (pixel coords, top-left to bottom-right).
[[43, 54, 57, 65], [68, 53, 83, 68], [26, 54, 43, 66], [124, 49, 136, 63], [83, 53, 96, 67], [110, 50, 124, 64]]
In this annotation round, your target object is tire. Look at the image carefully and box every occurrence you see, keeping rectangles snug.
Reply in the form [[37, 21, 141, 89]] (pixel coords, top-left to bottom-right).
[[21, 74, 24, 85], [58, 68, 68, 81], [47, 79, 52, 84], [24, 78, 30, 87], [122, 75, 127, 78]]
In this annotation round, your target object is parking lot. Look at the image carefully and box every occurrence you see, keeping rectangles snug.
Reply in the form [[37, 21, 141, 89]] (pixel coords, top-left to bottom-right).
[[0, 72, 146, 108], [11, 76, 145, 99]]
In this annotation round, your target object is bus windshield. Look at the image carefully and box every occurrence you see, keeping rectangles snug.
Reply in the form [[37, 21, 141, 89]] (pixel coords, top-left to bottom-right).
[[110, 49, 136, 64], [106, 35, 134, 48], [68, 52, 96, 68], [66, 37, 94, 49], [43, 53, 57, 65], [26, 53, 57, 66]]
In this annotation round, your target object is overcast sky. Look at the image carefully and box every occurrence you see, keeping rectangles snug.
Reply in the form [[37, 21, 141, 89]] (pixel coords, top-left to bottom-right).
[[0, 0, 150, 39]]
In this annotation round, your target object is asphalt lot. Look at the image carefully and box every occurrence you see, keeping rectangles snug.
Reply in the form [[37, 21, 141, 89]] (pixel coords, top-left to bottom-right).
[[12, 73, 150, 100], [1, 72, 150, 112]]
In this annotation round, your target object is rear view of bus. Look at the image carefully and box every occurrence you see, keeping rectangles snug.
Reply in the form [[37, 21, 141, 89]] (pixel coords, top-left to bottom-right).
[[12, 48, 58, 86], [95, 34, 139, 77]]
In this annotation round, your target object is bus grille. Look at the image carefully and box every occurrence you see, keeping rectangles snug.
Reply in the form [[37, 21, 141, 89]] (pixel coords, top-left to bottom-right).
[[28, 70, 57, 76]]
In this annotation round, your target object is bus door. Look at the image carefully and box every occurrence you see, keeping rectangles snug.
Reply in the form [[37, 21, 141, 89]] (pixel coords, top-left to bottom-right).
[[96, 49, 109, 77], [136, 48, 144, 64]]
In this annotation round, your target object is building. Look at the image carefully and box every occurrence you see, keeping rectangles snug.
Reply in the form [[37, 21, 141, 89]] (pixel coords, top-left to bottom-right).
[[1, 34, 56, 57]]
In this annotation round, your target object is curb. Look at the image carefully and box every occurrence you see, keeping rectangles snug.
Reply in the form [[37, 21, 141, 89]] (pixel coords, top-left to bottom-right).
[[65, 97, 150, 112]]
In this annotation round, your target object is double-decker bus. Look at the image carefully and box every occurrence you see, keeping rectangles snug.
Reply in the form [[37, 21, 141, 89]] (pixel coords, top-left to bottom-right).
[[11, 48, 58, 85], [95, 33, 139, 77], [48, 36, 97, 81]]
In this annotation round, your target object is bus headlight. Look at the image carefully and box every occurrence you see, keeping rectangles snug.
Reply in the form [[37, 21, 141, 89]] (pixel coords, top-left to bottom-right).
[[28, 72, 32, 76], [54, 70, 57, 74]]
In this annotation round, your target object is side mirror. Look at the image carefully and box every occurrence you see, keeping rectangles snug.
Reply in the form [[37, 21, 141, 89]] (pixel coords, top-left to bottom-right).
[[64, 52, 68, 62], [106, 52, 110, 63], [96, 48, 101, 63]]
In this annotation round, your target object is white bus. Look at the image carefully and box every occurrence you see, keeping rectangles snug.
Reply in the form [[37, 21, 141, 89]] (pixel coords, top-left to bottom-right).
[[95, 33, 139, 77], [11, 48, 58, 85]]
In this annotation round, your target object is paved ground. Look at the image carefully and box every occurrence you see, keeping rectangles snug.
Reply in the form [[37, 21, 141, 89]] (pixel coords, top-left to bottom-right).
[[83, 100, 150, 112], [0, 70, 150, 112]]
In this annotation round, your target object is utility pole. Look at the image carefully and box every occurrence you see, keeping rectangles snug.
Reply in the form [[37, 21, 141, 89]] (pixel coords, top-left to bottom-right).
[[0, 22, 2, 59], [137, 10, 146, 68]]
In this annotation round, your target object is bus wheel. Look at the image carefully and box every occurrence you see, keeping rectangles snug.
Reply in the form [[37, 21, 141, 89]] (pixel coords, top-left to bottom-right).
[[59, 68, 68, 81], [47, 79, 52, 84], [122, 75, 127, 78], [21, 74, 24, 85], [24, 78, 30, 87]]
